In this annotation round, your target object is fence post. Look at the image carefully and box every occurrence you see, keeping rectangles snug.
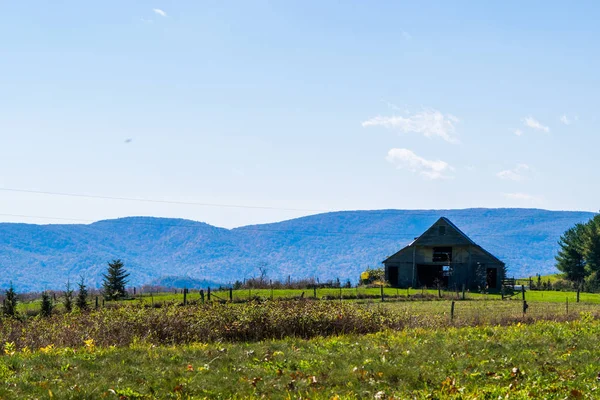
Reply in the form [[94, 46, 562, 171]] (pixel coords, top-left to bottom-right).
[[462, 284, 465, 300], [522, 300, 528, 315], [438, 286, 441, 299], [133, 287, 136, 296], [451, 300, 455, 320], [200, 289, 205, 304], [339, 286, 342, 301], [380, 284, 384, 302], [95, 296, 99, 309], [521, 285, 525, 301], [270, 280, 273, 300], [207, 287, 211, 302], [577, 287, 580, 303], [183, 288, 187, 306], [501, 285, 505, 300], [313, 285, 317, 299], [229, 288, 233, 302], [566, 297, 568, 314]]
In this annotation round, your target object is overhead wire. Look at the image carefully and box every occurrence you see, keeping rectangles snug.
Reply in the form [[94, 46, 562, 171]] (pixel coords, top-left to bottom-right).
[[0, 186, 595, 219]]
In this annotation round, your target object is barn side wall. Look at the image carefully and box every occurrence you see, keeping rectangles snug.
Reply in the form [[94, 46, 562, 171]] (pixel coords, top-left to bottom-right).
[[384, 244, 504, 290]]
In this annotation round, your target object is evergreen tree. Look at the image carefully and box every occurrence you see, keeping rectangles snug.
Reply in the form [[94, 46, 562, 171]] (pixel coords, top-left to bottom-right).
[[63, 280, 74, 313], [76, 276, 89, 312], [40, 291, 53, 317], [584, 215, 600, 278], [2, 283, 18, 317], [555, 223, 587, 282], [102, 259, 130, 300]]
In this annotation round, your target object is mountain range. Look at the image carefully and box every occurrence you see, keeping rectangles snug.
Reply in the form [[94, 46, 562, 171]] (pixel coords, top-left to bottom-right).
[[0, 208, 595, 292]]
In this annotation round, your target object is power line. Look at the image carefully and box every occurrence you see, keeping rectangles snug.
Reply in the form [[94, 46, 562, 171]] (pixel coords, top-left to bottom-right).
[[0, 187, 329, 213], [0, 186, 596, 219]]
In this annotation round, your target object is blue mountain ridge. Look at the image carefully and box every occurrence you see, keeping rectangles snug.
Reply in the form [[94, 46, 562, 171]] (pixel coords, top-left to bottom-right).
[[0, 208, 594, 292]]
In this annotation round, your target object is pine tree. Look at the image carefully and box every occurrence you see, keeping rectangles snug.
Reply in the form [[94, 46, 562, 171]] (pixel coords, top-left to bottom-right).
[[3, 283, 18, 317], [76, 276, 89, 312], [40, 291, 53, 317], [63, 280, 74, 313], [555, 223, 587, 283], [102, 259, 130, 301], [584, 216, 600, 275]]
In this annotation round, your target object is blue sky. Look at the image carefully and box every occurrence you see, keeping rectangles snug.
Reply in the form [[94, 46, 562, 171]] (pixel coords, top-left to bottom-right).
[[1, 1, 599, 228]]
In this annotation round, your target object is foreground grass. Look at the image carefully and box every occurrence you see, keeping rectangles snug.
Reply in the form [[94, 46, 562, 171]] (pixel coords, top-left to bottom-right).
[[3, 300, 597, 351], [1, 316, 599, 399]]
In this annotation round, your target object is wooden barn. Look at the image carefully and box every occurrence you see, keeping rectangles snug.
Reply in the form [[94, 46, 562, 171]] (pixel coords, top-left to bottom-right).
[[383, 217, 505, 290]]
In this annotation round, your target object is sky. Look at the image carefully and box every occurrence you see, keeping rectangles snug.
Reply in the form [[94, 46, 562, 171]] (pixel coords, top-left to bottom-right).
[[1, 1, 599, 228]]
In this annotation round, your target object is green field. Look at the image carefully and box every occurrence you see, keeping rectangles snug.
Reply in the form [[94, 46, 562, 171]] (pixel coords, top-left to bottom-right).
[[16, 285, 600, 316], [4, 291, 600, 399], [1, 315, 599, 399]]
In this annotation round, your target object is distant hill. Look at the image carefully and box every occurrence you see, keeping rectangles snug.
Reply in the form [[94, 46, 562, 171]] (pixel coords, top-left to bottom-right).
[[0, 208, 594, 291]]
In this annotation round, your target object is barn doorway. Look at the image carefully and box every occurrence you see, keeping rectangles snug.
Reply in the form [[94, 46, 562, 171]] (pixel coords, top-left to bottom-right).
[[486, 268, 497, 289], [417, 264, 443, 287], [388, 266, 399, 287]]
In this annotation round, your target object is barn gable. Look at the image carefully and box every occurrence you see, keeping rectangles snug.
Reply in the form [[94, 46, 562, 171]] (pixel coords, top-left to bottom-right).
[[413, 217, 475, 247]]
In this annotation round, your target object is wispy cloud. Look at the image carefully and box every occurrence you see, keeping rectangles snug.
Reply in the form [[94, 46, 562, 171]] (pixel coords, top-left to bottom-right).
[[523, 116, 549, 133], [386, 148, 454, 180], [401, 31, 412, 40], [559, 114, 571, 125], [153, 8, 167, 17], [497, 164, 530, 182], [362, 108, 460, 143], [514, 129, 523, 136], [502, 192, 541, 203]]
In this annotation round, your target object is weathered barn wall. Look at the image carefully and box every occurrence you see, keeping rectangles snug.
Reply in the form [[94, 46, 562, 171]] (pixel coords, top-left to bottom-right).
[[383, 218, 505, 290]]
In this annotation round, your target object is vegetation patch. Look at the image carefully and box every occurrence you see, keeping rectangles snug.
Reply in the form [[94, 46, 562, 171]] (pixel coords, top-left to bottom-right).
[[1, 316, 600, 398]]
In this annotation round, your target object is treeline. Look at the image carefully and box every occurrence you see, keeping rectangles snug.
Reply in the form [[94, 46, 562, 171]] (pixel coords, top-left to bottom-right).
[[0, 259, 128, 319], [231, 275, 353, 290], [556, 215, 600, 291]]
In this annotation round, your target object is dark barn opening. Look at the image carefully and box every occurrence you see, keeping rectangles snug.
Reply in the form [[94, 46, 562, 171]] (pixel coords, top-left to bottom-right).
[[486, 267, 497, 289], [388, 266, 399, 286], [433, 247, 452, 262], [417, 264, 443, 287]]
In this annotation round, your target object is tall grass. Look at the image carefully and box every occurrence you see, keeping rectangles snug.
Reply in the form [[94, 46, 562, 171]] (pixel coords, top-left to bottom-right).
[[1, 300, 597, 352]]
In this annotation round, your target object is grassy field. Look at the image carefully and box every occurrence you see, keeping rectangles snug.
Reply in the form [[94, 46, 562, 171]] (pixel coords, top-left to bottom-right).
[[1, 316, 599, 399], [15, 285, 600, 316]]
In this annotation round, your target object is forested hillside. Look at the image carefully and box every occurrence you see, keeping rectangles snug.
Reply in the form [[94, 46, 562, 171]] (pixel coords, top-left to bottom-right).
[[0, 208, 594, 291]]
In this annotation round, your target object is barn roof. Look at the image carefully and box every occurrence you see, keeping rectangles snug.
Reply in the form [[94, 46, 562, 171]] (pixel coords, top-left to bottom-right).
[[382, 217, 504, 265]]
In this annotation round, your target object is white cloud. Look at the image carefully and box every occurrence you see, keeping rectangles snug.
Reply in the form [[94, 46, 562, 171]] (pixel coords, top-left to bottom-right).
[[386, 148, 454, 180], [523, 116, 549, 132], [559, 114, 570, 125], [362, 108, 459, 143], [514, 129, 523, 136], [502, 192, 541, 202], [496, 164, 530, 182], [401, 31, 412, 40], [153, 8, 167, 17]]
